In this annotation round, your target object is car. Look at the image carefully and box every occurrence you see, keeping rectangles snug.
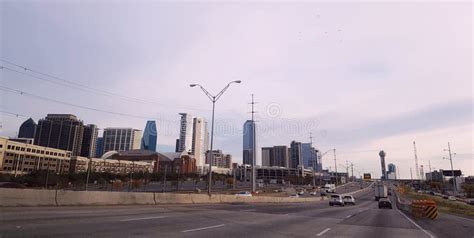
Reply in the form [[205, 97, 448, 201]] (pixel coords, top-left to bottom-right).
[[442, 195, 449, 199], [289, 194, 299, 198], [309, 191, 318, 196], [235, 191, 252, 197], [297, 190, 305, 196], [378, 198, 392, 209], [343, 195, 356, 205], [329, 194, 345, 206], [0, 182, 26, 189], [466, 199, 474, 205], [448, 196, 456, 201]]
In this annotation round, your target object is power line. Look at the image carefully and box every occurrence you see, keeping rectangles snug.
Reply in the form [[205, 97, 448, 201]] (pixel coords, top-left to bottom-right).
[[0, 85, 177, 122], [0, 59, 216, 112], [0, 110, 30, 119]]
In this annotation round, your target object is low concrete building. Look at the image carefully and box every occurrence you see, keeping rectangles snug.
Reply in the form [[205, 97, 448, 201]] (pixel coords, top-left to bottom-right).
[[0, 137, 72, 176]]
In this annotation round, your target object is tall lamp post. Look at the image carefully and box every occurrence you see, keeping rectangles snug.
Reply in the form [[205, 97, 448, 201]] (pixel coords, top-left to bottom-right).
[[190, 80, 241, 195], [319, 149, 334, 186], [443, 142, 457, 195]]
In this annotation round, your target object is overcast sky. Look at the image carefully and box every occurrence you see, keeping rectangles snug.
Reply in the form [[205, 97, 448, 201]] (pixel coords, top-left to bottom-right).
[[1, 1, 472, 179]]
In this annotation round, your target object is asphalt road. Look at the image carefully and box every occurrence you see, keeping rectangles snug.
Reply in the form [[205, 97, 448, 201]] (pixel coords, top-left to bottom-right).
[[1, 184, 472, 238]]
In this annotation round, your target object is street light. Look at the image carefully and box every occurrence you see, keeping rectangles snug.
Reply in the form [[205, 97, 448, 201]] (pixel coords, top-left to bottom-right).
[[319, 149, 334, 186], [443, 142, 457, 195], [190, 80, 241, 196]]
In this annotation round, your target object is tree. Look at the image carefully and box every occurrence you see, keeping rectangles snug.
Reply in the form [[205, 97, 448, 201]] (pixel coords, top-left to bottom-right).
[[461, 184, 474, 198]]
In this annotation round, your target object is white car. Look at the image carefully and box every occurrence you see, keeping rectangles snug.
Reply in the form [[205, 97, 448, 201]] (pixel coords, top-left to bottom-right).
[[343, 195, 356, 205], [448, 196, 456, 201], [289, 194, 300, 198], [297, 190, 305, 196], [235, 191, 252, 197], [309, 191, 318, 196], [329, 194, 344, 206]]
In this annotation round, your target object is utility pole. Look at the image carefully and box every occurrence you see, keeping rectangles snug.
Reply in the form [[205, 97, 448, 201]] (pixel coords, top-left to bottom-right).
[[334, 149, 338, 185], [310, 132, 316, 188], [162, 165, 167, 193], [249, 94, 257, 193], [413, 141, 420, 180], [444, 142, 457, 195], [350, 162, 354, 182], [410, 167, 413, 185]]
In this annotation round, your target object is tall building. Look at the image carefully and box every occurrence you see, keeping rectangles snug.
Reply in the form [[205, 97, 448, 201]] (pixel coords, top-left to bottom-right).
[[80, 124, 98, 158], [302, 143, 318, 169], [103, 128, 142, 153], [379, 150, 387, 180], [261, 146, 289, 167], [178, 113, 193, 153], [191, 117, 209, 168], [34, 114, 85, 156], [261, 147, 273, 167], [141, 120, 157, 152], [205, 150, 232, 168], [243, 120, 256, 165], [95, 137, 104, 157], [289, 141, 303, 169], [18, 118, 37, 139]]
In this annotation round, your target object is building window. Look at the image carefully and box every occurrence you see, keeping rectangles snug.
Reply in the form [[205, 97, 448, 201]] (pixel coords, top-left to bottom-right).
[[7, 145, 11, 150]]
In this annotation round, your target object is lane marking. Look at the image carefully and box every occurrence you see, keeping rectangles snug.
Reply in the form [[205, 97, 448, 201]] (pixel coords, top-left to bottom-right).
[[396, 209, 435, 238], [316, 228, 331, 237], [345, 214, 353, 219], [120, 216, 168, 222], [181, 224, 226, 233], [240, 209, 256, 212]]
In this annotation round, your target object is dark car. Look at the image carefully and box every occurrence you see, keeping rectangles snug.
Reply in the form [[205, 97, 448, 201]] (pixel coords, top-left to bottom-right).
[[0, 182, 26, 189], [378, 198, 392, 209]]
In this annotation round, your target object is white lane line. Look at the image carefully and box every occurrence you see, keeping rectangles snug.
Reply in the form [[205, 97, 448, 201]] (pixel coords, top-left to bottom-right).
[[316, 228, 331, 237], [396, 209, 435, 238], [181, 224, 226, 233], [345, 214, 353, 219], [240, 209, 256, 212], [120, 216, 168, 222]]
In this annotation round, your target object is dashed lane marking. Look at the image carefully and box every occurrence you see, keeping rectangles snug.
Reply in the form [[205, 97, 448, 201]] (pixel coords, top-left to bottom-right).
[[316, 228, 331, 237], [120, 216, 168, 222], [181, 224, 226, 233]]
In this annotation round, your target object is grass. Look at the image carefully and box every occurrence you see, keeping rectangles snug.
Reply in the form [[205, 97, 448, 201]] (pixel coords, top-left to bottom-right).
[[404, 192, 474, 217]]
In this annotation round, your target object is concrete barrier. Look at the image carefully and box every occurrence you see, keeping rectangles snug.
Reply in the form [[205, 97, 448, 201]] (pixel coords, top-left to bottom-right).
[[155, 193, 194, 204], [0, 188, 56, 206], [56, 190, 155, 206]]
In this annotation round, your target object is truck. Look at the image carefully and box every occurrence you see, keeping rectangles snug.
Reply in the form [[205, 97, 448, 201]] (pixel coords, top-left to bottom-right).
[[374, 184, 388, 201], [324, 184, 336, 193]]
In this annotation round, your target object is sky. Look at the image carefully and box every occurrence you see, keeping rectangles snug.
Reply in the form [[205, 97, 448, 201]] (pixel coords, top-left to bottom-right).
[[0, 1, 472, 179]]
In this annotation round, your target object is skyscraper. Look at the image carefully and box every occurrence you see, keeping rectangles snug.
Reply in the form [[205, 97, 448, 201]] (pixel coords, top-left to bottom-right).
[[103, 128, 142, 153], [261, 147, 273, 167], [302, 143, 318, 169], [141, 120, 157, 152], [379, 150, 387, 180], [34, 114, 85, 156], [289, 141, 303, 169], [261, 146, 289, 167], [192, 117, 209, 168], [387, 163, 397, 180], [81, 124, 98, 158], [18, 118, 37, 139], [178, 113, 193, 153], [243, 120, 256, 165], [95, 137, 104, 157]]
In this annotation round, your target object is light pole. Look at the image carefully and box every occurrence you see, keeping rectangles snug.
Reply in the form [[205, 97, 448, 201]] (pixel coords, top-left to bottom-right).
[[443, 142, 457, 195], [319, 149, 333, 186], [333, 149, 338, 185], [190, 80, 241, 196]]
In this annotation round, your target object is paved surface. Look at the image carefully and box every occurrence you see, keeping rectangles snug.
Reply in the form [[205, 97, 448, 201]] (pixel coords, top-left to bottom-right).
[[1, 184, 472, 237]]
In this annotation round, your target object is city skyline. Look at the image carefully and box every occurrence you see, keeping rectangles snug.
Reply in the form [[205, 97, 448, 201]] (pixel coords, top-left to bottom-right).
[[0, 2, 472, 179]]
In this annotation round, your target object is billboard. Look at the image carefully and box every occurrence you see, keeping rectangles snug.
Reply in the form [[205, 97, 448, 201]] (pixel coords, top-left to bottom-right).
[[441, 170, 462, 177], [363, 173, 371, 180]]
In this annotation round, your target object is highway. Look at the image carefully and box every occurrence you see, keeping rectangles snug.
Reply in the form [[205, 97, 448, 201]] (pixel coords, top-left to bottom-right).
[[1, 185, 473, 237]]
